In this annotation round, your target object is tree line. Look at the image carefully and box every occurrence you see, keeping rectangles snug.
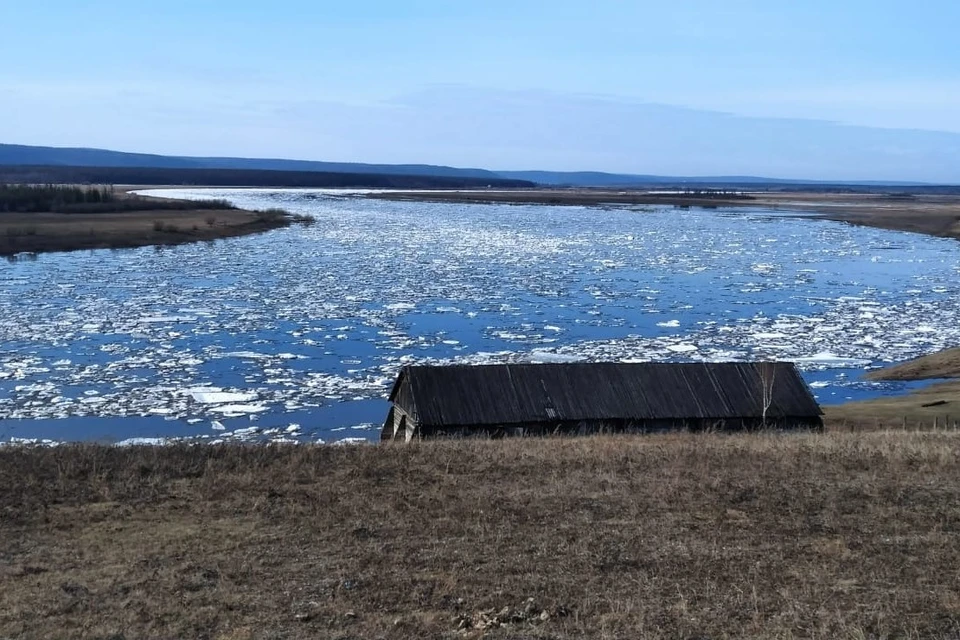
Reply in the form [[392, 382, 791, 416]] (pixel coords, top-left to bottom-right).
[[0, 183, 236, 214], [0, 184, 117, 213]]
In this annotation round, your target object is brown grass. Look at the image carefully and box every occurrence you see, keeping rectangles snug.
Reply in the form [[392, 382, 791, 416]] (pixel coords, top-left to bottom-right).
[[373, 189, 751, 209], [864, 347, 960, 382], [3, 432, 960, 639], [761, 193, 960, 240], [0, 209, 290, 256], [820, 348, 960, 429], [823, 380, 960, 431], [0, 186, 310, 256]]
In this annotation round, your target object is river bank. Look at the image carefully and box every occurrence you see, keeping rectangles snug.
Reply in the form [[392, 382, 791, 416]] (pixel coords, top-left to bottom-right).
[[0, 208, 298, 257], [0, 186, 301, 257], [3, 432, 959, 639], [369, 189, 960, 241], [823, 348, 960, 429]]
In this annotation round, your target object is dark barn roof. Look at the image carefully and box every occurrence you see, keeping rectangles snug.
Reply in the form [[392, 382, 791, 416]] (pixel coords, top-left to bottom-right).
[[390, 362, 822, 427]]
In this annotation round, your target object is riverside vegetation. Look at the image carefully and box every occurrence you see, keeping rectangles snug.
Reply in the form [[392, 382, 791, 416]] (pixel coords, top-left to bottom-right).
[[0, 184, 310, 256], [2, 432, 960, 639]]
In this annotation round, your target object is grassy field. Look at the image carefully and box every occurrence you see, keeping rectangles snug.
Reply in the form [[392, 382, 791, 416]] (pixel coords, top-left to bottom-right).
[[3, 432, 960, 639], [823, 380, 960, 431]]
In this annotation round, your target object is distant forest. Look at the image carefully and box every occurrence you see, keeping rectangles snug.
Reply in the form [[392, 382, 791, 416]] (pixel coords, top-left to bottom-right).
[[0, 184, 235, 214], [0, 184, 115, 213], [0, 165, 535, 189]]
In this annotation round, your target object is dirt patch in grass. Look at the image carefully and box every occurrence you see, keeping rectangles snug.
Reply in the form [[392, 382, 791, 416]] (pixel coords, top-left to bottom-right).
[[3, 433, 960, 638]]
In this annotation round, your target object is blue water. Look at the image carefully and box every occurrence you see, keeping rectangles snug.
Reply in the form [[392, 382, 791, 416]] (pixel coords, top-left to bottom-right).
[[2, 189, 959, 443]]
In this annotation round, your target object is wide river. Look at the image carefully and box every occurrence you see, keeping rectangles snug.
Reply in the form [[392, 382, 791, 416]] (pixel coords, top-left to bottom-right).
[[2, 189, 959, 444]]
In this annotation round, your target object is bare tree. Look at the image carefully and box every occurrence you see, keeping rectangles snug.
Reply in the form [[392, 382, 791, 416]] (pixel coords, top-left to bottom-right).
[[758, 361, 778, 428]]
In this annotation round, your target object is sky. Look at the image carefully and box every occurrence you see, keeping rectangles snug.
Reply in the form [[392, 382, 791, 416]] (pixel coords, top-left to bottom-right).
[[3, 1, 960, 181]]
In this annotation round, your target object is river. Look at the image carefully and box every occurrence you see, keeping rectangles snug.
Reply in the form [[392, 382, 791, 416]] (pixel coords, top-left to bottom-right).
[[1, 189, 958, 444]]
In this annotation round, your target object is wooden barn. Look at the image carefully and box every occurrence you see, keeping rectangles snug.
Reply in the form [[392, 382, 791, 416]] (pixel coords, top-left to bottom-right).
[[380, 362, 823, 441]]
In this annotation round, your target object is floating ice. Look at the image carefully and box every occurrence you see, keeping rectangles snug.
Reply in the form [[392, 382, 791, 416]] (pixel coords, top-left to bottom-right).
[[138, 315, 197, 323], [528, 351, 585, 364], [221, 351, 273, 360], [210, 404, 268, 415], [190, 390, 259, 404], [792, 352, 872, 367], [1, 437, 60, 447], [115, 437, 170, 446], [3, 189, 960, 443]]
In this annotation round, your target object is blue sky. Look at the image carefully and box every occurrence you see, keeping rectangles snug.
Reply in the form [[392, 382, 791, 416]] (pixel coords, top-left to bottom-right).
[[3, 1, 960, 180]]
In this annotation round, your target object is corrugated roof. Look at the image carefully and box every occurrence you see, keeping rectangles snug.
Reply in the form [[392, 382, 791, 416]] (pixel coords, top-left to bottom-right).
[[391, 362, 822, 426]]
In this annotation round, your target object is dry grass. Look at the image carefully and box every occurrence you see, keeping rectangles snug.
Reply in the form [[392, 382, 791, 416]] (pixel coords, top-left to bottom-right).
[[0, 184, 308, 256], [822, 347, 960, 429], [3, 432, 960, 639], [747, 192, 960, 240], [864, 347, 960, 382], [823, 380, 960, 430], [0, 209, 290, 256]]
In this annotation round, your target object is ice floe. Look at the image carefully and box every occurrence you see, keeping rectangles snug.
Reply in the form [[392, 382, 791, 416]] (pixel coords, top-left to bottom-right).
[[115, 437, 170, 446], [189, 390, 259, 404], [2, 190, 959, 443]]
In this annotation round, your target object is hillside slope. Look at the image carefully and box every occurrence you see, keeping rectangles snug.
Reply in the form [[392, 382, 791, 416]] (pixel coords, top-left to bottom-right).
[[0, 144, 498, 180], [2, 433, 958, 639], [0, 164, 533, 189]]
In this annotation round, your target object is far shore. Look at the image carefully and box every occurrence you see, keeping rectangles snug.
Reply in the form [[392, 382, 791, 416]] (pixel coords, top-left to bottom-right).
[[0, 186, 301, 257], [367, 188, 960, 242]]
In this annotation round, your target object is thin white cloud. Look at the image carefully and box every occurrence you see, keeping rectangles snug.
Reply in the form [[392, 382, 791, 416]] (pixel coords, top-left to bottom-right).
[[2, 85, 959, 182]]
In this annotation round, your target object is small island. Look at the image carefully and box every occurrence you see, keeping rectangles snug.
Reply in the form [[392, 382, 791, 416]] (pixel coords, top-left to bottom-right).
[[0, 184, 308, 257]]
